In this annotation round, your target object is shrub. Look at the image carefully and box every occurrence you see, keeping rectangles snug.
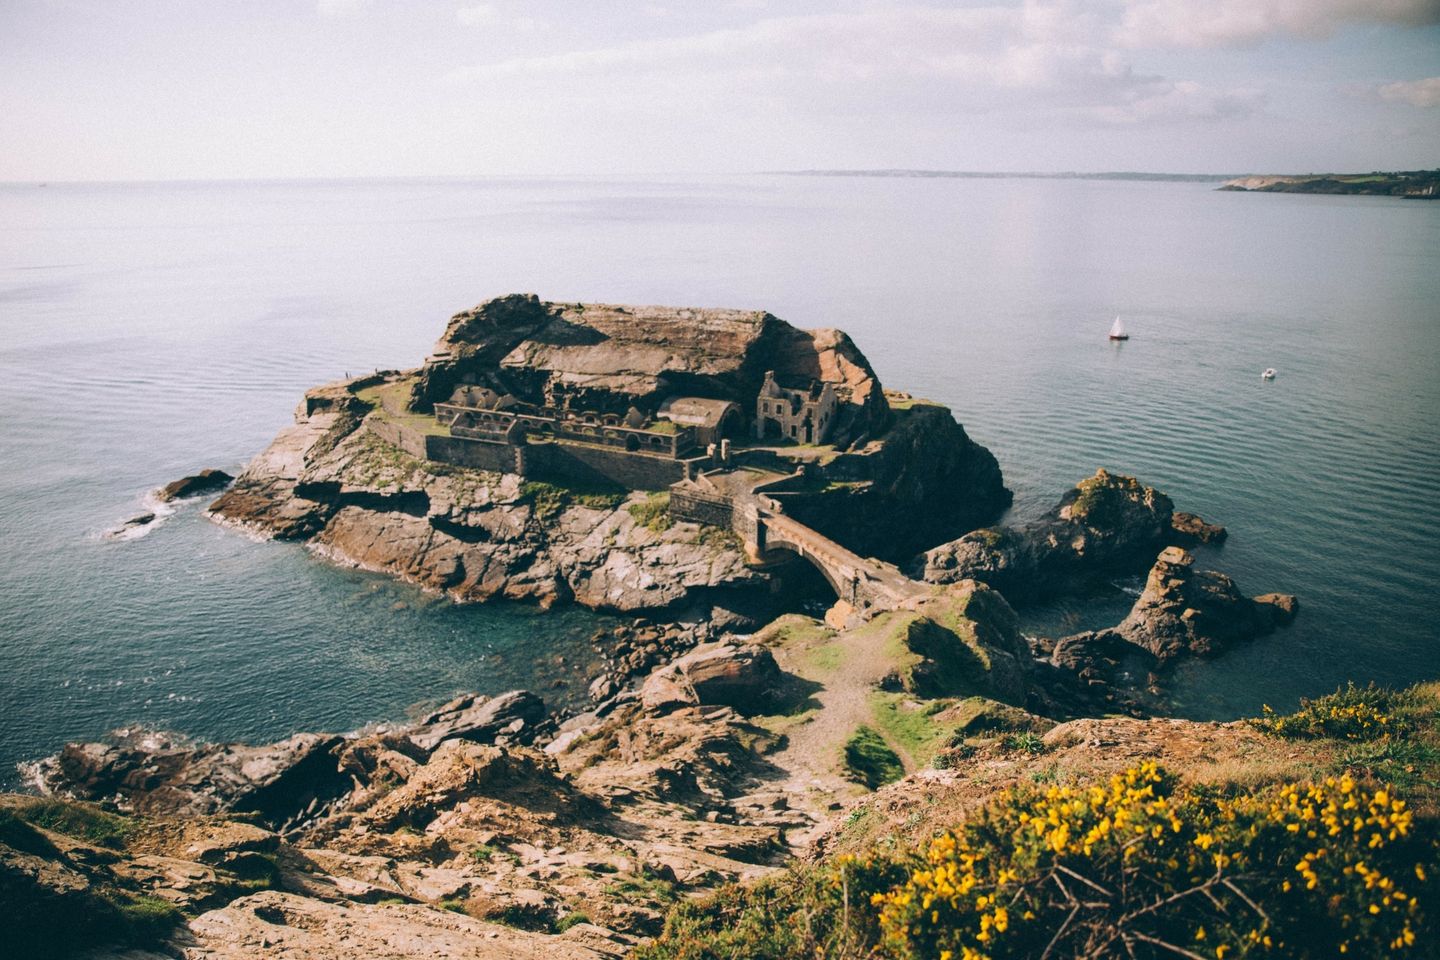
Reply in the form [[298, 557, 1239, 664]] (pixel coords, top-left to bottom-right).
[[875, 762, 1433, 959], [999, 731, 1047, 755], [844, 726, 905, 789], [1253, 683, 1412, 741], [641, 763, 1436, 960], [636, 859, 907, 960]]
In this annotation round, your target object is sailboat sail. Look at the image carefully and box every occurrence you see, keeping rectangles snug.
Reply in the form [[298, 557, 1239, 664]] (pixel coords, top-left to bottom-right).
[[1109, 316, 1127, 338]]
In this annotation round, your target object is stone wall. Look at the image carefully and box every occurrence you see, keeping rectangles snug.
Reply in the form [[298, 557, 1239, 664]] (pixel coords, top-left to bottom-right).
[[525, 442, 684, 491], [365, 418, 428, 459], [426, 435, 522, 474], [670, 488, 734, 527]]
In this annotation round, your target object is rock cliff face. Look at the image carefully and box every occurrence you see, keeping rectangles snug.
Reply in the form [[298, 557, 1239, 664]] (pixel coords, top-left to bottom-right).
[[780, 401, 1010, 562], [208, 394, 766, 614], [411, 294, 890, 446]]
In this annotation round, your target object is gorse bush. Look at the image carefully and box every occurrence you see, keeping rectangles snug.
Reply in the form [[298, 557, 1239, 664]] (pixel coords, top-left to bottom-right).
[[873, 762, 1430, 959], [1253, 683, 1412, 741], [640, 763, 1436, 960]]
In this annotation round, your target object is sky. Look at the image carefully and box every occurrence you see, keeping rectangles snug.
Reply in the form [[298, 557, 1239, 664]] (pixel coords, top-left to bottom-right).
[[1, 0, 1437, 180]]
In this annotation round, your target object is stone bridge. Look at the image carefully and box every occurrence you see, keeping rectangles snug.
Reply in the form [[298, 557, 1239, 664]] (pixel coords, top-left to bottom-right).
[[745, 500, 930, 616]]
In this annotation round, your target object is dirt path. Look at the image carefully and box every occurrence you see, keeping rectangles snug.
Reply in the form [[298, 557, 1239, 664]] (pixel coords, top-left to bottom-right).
[[761, 614, 914, 845]]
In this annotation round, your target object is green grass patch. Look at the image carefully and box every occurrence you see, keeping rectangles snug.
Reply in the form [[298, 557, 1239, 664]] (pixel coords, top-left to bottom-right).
[[554, 911, 593, 932], [519, 479, 627, 520], [869, 692, 952, 767], [843, 725, 905, 789], [606, 871, 678, 906], [15, 798, 137, 849], [627, 491, 673, 532]]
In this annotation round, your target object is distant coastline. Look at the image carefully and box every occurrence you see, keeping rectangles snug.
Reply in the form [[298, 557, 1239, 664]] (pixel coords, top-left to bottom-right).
[[1219, 170, 1439, 198], [779, 168, 1237, 182]]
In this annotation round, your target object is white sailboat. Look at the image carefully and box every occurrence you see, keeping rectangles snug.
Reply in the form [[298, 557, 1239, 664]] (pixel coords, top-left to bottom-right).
[[1108, 315, 1129, 341]]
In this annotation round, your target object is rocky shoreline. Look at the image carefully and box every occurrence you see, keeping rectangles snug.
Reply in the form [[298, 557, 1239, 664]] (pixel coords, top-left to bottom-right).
[[4, 298, 1304, 958]]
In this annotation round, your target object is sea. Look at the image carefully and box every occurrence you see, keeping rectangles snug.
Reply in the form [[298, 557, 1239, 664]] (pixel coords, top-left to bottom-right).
[[2, 175, 1437, 786]]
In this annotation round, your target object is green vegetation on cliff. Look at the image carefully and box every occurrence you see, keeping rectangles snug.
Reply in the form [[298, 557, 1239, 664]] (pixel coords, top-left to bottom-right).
[[638, 683, 1440, 960]]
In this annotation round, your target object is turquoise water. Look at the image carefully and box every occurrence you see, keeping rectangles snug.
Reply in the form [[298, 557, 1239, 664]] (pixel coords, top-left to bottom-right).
[[1, 176, 1437, 783]]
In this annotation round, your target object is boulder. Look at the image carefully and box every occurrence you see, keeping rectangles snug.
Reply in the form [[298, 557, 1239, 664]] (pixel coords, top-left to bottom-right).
[[1111, 547, 1291, 663], [1171, 511, 1227, 544], [407, 691, 547, 753], [158, 468, 234, 502], [919, 469, 1177, 596], [640, 643, 782, 715]]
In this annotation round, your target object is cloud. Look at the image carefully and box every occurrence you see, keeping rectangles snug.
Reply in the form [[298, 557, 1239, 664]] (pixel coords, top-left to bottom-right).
[[448, 6, 1262, 128], [316, 0, 370, 17], [1116, 0, 1440, 48], [1378, 76, 1440, 107], [456, 4, 497, 27]]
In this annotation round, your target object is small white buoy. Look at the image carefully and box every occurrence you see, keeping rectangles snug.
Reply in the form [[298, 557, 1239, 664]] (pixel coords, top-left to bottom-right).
[[1261, 368, 1277, 380]]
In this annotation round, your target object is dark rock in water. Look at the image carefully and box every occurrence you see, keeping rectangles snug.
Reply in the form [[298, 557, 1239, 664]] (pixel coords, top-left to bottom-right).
[[158, 468, 234, 502], [1114, 546, 1293, 663], [407, 690, 547, 752], [1254, 592, 1300, 625], [920, 468, 1175, 597], [40, 729, 349, 828], [1171, 511, 1227, 545], [121, 512, 156, 527], [1037, 547, 1299, 713]]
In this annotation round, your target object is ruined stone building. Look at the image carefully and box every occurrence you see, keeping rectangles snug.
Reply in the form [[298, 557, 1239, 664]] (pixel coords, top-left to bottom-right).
[[754, 371, 837, 445]]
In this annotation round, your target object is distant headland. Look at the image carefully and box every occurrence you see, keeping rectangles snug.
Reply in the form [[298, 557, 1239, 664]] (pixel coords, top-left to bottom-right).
[[1220, 169, 1439, 198]]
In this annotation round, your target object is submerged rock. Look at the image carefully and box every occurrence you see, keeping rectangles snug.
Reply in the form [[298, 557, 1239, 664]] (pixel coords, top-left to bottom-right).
[[158, 468, 234, 502]]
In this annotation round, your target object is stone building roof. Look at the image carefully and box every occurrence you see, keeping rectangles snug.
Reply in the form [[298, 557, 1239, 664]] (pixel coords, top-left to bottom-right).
[[657, 396, 742, 429]]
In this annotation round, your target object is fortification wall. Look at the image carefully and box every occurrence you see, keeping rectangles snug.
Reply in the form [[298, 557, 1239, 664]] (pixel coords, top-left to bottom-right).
[[426, 435, 522, 473], [526, 442, 684, 491], [365, 418, 428, 459], [670, 488, 734, 527]]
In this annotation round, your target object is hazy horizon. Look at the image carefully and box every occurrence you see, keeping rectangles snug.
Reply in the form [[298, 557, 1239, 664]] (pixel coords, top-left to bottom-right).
[[3, 0, 1437, 182]]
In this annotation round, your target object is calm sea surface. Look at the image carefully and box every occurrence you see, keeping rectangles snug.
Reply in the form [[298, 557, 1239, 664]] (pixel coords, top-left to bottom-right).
[[1, 176, 1437, 784]]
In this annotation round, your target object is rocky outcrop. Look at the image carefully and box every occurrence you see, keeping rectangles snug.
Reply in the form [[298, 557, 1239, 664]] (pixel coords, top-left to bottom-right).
[[891, 580, 1033, 706], [1171, 511, 1227, 545], [210, 408, 766, 613], [776, 400, 1011, 562], [158, 469, 234, 502], [34, 690, 554, 830], [919, 469, 1192, 597], [210, 297, 1010, 611], [1108, 546, 1298, 663], [410, 295, 890, 448], [639, 643, 783, 715], [1041, 547, 1299, 711]]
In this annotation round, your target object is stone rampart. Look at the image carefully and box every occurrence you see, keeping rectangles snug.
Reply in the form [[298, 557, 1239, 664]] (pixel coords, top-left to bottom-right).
[[670, 488, 734, 527], [364, 418, 428, 459], [524, 442, 685, 491]]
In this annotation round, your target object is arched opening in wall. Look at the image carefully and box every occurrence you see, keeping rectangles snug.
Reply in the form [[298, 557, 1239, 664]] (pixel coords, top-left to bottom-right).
[[624, 434, 641, 452], [716, 407, 741, 440], [802, 417, 814, 444], [758, 541, 842, 615], [762, 417, 784, 442]]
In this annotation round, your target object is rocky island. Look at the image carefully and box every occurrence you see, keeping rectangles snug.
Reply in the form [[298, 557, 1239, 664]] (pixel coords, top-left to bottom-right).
[[5, 296, 1433, 960]]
